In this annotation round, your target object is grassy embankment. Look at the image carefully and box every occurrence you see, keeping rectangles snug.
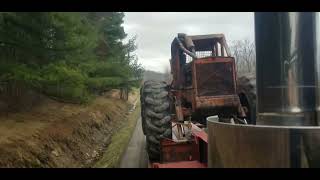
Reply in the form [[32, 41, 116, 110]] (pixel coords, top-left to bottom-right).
[[94, 95, 141, 168]]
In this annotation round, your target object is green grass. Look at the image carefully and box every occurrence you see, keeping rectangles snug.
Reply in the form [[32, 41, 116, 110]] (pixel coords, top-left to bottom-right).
[[93, 102, 141, 168]]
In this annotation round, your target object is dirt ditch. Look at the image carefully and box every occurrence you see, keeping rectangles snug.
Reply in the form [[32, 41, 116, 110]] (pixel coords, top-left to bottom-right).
[[0, 89, 139, 168]]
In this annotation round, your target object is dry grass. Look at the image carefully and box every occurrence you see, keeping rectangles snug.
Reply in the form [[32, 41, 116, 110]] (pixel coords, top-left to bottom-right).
[[94, 101, 140, 168], [0, 88, 140, 167]]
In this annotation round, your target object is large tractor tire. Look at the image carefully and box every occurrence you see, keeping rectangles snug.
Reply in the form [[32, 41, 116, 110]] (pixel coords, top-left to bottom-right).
[[237, 74, 257, 125], [140, 86, 147, 135], [140, 80, 172, 161]]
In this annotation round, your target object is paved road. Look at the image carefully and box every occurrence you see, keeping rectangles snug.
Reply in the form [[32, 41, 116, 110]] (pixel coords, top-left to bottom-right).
[[120, 118, 148, 168]]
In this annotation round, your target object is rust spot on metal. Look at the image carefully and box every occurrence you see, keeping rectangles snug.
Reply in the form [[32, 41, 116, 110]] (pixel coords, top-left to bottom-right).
[[195, 95, 240, 110], [160, 138, 199, 163]]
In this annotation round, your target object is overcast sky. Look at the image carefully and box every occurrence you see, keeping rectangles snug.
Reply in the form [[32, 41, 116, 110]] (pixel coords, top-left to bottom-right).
[[123, 12, 254, 73]]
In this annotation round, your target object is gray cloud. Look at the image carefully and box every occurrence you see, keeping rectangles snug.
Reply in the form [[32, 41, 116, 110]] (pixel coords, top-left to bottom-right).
[[123, 12, 254, 72]]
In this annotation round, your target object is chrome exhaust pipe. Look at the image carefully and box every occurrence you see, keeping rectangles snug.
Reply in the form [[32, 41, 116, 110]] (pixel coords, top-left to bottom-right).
[[255, 12, 318, 126]]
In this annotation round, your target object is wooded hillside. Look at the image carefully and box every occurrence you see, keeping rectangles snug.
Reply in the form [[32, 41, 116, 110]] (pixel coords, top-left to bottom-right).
[[0, 12, 144, 112]]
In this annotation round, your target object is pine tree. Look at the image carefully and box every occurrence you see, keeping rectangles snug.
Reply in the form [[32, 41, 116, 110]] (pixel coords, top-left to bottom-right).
[[0, 12, 144, 110]]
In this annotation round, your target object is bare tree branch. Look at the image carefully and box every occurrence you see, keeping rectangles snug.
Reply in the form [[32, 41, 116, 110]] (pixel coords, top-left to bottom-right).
[[230, 39, 256, 76]]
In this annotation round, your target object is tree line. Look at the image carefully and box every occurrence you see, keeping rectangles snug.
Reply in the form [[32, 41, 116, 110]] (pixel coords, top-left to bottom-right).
[[229, 39, 256, 75], [0, 12, 144, 111]]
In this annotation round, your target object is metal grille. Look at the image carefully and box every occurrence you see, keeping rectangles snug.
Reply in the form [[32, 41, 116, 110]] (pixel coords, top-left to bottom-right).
[[186, 51, 212, 63], [195, 62, 235, 96]]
